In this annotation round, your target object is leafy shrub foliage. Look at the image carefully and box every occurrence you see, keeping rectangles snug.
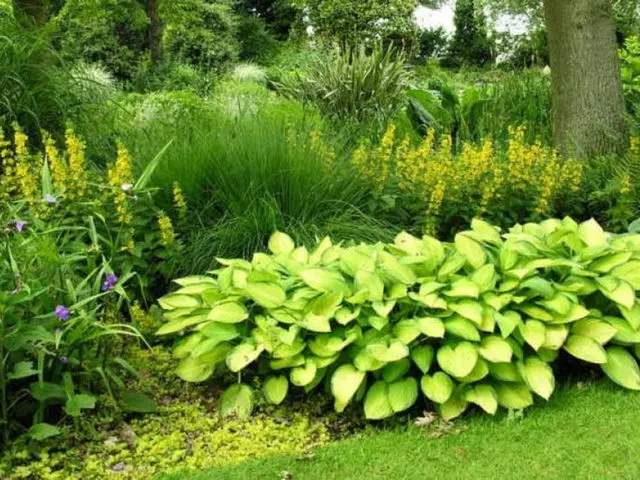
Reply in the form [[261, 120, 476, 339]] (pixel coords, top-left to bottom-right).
[[159, 217, 640, 421], [279, 45, 409, 127]]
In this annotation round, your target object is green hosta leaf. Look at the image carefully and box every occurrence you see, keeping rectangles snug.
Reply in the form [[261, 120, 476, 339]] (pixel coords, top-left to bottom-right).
[[437, 342, 478, 378], [489, 362, 522, 382], [364, 381, 394, 420], [226, 343, 264, 372], [268, 231, 295, 254], [388, 283, 408, 299], [388, 377, 418, 413], [538, 294, 573, 315], [563, 335, 607, 364], [156, 314, 209, 335], [578, 219, 607, 247], [455, 233, 486, 269], [589, 252, 632, 273], [495, 383, 533, 409], [571, 319, 617, 345], [28, 423, 61, 441], [244, 282, 287, 309], [457, 357, 489, 383], [219, 384, 254, 419], [601, 347, 640, 390], [471, 264, 497, 293], [420, 372, 454, 404], [520, 357, 555, 400], [611, 261, 640, 289], [471, 218, 502, 244], [340, 249, 375, 276], [158, 294, 201, 310], [290, 358, 317, 387], [444, 316, 481, 341], [606, 316, 640, 343], [176, 355, 215, 382], [270, 354, 305, 370], [300, 268, 350, 295], [382, 359, 411, 383], [207, 302, 248, 324], [308, 292, 344, 317], [543, 324, 569, 350], [174, 275, 217, 287], [173, 334, 204, 359], [393, 320, 422, 344], [520, 277, 555, 299], [368, 340, 410, 363], [272, 337, 306, 359], [292, 246, 309, 264], [394, 231, 424, 255], [417, 317, 445, 338], [478, 336, 513, 363], [438, 252, 467, 278], [495, 311, 522, 339], [463, 384, 498, 414], [331, 364, 366, 412], [354, 348, 386, 371], [445, 278, 480, 298], [354, 271, 385, 302], [439, 395, 469, 420], [411, 345, 434, 374], [199, 322, 240, 342], [619, 302, 640, 330], [519, 320, 546, 351], [372, 300, 396, 318], [368, 315, 389, 331], [378, 251, 417, 285], [518, 305, 554, 322], [299, 313, 332, 332], [597, 276, 635, 310], [263, 376, 289, 404], [335, 306, 361, 325], [553, 304, 590, 324], [537, 348, 559, 363], [450, 300, 483, 325]]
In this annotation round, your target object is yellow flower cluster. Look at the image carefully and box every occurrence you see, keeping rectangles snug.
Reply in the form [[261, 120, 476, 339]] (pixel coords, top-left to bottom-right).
[[43, 132, 66, 193], [64, 126, 88, 199], [107, 143, 134, 224], [172, 182, 188, 221], [158, 214, 176, 246], [12, 126, 42, 208], [351, 124, 585, 231]]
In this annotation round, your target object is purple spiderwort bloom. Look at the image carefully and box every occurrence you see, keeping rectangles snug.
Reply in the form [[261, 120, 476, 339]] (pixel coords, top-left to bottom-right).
[[55, 305, 70, 321], [59, 356, 68, 365], [15, 220, 27, 232], [102, 274, 119, 292]]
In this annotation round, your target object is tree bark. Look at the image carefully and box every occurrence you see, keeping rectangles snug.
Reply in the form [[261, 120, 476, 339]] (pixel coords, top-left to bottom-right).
[[146, 0, 163, 65], [543, 0, 627, 158]]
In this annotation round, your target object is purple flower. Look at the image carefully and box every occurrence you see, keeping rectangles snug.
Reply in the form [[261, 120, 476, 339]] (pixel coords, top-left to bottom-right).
[[55, 305, 70, 321], [59, 356, 68, 365], [102, 274, 119, 292], [44, 194, 57, 204], [14, 220, 27, 232], [55, 328, 62, 335]]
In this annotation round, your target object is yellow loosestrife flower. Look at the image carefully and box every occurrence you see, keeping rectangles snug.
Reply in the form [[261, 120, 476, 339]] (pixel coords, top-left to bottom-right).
[[173, 182, 188, 221], [108, 143, 135, 224], [65, 126, 88, 199], [158, 214, 176, 246]]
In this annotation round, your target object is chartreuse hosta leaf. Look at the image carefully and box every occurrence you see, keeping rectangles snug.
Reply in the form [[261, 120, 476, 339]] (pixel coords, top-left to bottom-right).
[[159, 218, 640, 421], [219, 384, 254, 420], [263, 376, 288, 405]]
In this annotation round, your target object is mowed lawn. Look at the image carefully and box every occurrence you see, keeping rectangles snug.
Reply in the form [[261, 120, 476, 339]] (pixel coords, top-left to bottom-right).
[[162, 381, 640, 480]]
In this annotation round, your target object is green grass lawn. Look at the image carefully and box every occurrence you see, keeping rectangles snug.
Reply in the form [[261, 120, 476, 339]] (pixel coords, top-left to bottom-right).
[[162, 381, 640, 480]]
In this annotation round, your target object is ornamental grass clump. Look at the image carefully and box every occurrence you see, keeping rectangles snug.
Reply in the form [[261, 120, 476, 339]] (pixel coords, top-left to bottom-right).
[[158, 217, 640, 421]]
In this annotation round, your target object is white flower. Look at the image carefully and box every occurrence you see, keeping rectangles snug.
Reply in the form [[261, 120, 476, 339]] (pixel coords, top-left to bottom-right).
[[44, 194, 58, 204], [121, 183, 134, 191]]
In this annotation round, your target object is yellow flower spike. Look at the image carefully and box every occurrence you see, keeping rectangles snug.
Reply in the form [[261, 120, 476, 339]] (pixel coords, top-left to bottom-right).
[[158, 213, 176, 246], [65, 126, 88, 200], [107, 142, 135, 224], [172, 182, 188, 221], [43, 131, 67, 193]]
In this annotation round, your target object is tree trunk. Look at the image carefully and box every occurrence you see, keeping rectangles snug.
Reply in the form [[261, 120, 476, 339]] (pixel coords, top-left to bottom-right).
[[13, 0, 48, 25], [146, 0, 163, 65], [543, 0, 627, 158]]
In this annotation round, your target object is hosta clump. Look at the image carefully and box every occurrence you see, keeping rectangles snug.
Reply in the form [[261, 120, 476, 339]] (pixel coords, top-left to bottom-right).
[[158, 218, 640, 420]]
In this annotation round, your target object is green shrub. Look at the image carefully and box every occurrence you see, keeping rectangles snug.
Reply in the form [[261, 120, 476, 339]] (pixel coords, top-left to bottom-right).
[[231, 63, 268, 85], [279, 45, 410, 128], [445, 0, 493, 68], [236, 15, 280, 63], [158, 218, 640, 421], [0, 16, 81, 138]]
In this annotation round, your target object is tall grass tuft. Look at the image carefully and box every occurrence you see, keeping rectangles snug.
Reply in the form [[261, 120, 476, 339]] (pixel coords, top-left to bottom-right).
[[123, 106, 395, 272]]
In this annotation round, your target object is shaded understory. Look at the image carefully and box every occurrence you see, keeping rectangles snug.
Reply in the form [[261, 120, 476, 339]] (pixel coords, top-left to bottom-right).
[[165, 381, 640, 480]]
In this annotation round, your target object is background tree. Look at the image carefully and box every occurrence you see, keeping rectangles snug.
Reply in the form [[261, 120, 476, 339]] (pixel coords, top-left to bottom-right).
[[484, 0, 637, 157], [301, 0, 418, 47], [235, 0, 298, 40], [447, 0, 493, 67]]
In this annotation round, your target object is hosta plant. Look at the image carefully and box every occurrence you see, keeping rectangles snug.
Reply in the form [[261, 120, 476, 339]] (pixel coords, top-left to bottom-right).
[[158, 218, 640, 420]]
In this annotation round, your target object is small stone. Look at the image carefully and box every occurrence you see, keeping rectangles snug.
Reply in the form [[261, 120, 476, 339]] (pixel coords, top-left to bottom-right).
[[110, 461, 127, 473]]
